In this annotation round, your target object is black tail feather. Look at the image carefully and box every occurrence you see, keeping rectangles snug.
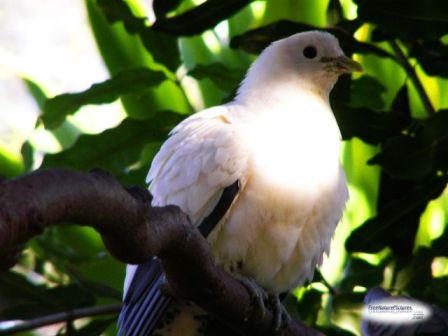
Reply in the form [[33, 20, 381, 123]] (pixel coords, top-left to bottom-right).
[[118, 258, 171, 335]]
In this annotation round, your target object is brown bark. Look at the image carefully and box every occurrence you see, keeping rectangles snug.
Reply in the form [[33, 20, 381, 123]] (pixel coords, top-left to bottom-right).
[[0, 168, 321, 336]]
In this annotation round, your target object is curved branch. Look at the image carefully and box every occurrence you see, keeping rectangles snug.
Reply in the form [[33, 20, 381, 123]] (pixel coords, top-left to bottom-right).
[[0, 169, 321, 336]]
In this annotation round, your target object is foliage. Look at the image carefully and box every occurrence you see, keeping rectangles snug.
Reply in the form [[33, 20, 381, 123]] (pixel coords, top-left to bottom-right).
[[1, 0, 448, 335]]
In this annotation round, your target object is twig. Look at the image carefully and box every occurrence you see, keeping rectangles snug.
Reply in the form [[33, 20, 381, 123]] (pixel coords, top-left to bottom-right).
[[388, 40, 436, 117], [0, 304, 122, 335]]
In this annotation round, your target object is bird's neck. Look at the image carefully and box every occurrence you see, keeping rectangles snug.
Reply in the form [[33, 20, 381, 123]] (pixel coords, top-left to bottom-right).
[[234, 77, 332, 119]]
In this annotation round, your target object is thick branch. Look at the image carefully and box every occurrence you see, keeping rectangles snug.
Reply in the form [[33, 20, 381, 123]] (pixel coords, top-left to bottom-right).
[[0, 169, 321, 336]]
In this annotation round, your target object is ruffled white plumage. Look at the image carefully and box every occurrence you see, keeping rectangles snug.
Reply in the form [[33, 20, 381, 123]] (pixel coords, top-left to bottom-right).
[[147, 106, 248, 223]]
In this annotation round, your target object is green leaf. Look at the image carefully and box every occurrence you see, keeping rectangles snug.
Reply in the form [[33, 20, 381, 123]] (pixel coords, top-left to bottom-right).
[[42, 68, 167, 129], [41, 112, 184, 179], [431, 227, 448, 257], [20, 141, 34, 173], [330, 292, 364, 334], [346, 175, 447, 253], [97, 0, 181, 72], [333, 103, 410, 146], [369, 110, 448, 179], [86, 0, 190, 118], [188, 63, 245, 93], [340, 258, 384, 291], [230, 20, 394, 60], [326, 0, 344, 27], [376, 95, 422, 259], [354, 0, 448, 40], [0, 148, 23, 179], [348, 76, 386, 110], [393, 248, 434, 296], [0, 272, 95, 320], [22, 77, 48, 110], [295, 288, 323, 326], [152, 0, 255, 36]]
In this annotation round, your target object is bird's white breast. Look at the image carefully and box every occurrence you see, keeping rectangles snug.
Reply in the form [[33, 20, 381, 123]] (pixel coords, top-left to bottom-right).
[[209, 98, 348, 293]]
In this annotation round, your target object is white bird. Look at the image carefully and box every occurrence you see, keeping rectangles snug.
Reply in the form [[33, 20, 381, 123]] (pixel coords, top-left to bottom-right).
[[119, 31, 361, 336]]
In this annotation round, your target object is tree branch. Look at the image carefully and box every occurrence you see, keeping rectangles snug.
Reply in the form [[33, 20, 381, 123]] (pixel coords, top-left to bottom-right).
[[389, 40, 436, 117], [0, 169, 321, 336], [0, 304, 122, 335]]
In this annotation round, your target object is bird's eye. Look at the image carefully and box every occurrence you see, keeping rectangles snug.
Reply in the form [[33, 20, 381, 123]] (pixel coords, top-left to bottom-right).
[[303, 46, 317, 59]]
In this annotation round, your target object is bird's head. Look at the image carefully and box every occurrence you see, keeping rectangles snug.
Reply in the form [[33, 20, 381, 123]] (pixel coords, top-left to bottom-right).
[[238, 31, 362, 100]]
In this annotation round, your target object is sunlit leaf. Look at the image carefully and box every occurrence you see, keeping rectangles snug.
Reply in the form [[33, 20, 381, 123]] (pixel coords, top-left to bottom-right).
[[331, 292, 364, 335], [86, 0, 190, 118], [295, 287, 322, 326], [42, 68, 166, 129], [42, 112, 184, 178], [97, 0, 181, 72], [346, 175, 447, 253]]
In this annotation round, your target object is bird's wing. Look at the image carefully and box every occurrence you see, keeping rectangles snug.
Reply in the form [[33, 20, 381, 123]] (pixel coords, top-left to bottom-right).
[[148, 105, 247, 223], [120, 106, 247, 336]]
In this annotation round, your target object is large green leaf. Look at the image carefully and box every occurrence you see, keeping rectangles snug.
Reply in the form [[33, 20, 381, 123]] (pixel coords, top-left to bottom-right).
[[366, 85, 421, 256], [85, 0, 190, 118], [42, 112, 184, 177], [333, 103, 410, 146], [346, 175, 447, 253], [348, 75, 386, 110], [97, 0, 181, 72], [230, 20, 395, 59], [42, 68, 167, 129]]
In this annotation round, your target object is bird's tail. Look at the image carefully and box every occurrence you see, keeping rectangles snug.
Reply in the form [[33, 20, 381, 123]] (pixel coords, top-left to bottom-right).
[[118, 258, 171, 335]]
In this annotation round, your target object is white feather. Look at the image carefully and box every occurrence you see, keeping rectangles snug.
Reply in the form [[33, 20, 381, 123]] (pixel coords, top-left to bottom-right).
[[124, 31, 351, 298]]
